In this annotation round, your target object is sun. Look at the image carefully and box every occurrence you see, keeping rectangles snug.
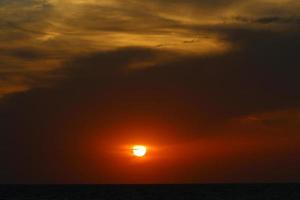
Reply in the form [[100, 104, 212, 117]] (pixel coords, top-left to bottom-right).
[[132, 145, 147, 157]]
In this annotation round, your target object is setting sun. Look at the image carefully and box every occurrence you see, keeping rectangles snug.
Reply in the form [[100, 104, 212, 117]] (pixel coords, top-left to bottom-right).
[[132, 145, 147, 157]]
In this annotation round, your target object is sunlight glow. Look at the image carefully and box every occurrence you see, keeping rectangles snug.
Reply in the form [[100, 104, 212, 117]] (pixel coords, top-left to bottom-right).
[[132, 145, 147, 157]]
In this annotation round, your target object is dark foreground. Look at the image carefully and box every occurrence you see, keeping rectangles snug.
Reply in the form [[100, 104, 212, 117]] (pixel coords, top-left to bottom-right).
[[0, 184, 299, 200]]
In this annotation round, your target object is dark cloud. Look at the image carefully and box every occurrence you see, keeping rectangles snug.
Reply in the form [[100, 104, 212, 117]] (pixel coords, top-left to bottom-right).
[[0, 48, 51, 60], [232, 16, 300, 24], [139, 0, 239, 9]]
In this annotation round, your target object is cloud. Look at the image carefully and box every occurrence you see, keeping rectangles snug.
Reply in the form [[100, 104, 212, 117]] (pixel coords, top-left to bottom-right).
[[1, 0, 299, 99], [1, 28, 299, 126], [0, 47, 50, 61], [236, 108, 300, 129], [231, 16, 300, 24]]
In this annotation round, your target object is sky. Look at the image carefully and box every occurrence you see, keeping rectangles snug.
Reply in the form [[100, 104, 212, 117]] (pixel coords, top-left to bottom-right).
[[0, 0, 299, 183]]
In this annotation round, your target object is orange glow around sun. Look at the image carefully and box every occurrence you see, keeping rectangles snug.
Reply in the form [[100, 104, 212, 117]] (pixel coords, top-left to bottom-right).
[[132, 145, 147, 157]]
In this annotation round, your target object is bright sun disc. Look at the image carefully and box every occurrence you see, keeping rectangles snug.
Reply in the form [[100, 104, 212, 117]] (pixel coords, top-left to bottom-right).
[[132, 145, 147, 157]]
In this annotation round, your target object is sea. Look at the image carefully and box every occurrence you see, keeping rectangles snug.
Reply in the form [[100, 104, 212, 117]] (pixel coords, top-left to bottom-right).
[[0, 184, 299, 200]]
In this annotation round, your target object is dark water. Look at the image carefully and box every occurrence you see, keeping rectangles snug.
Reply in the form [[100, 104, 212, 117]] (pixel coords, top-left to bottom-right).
[[0, 184, 299, 200]]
